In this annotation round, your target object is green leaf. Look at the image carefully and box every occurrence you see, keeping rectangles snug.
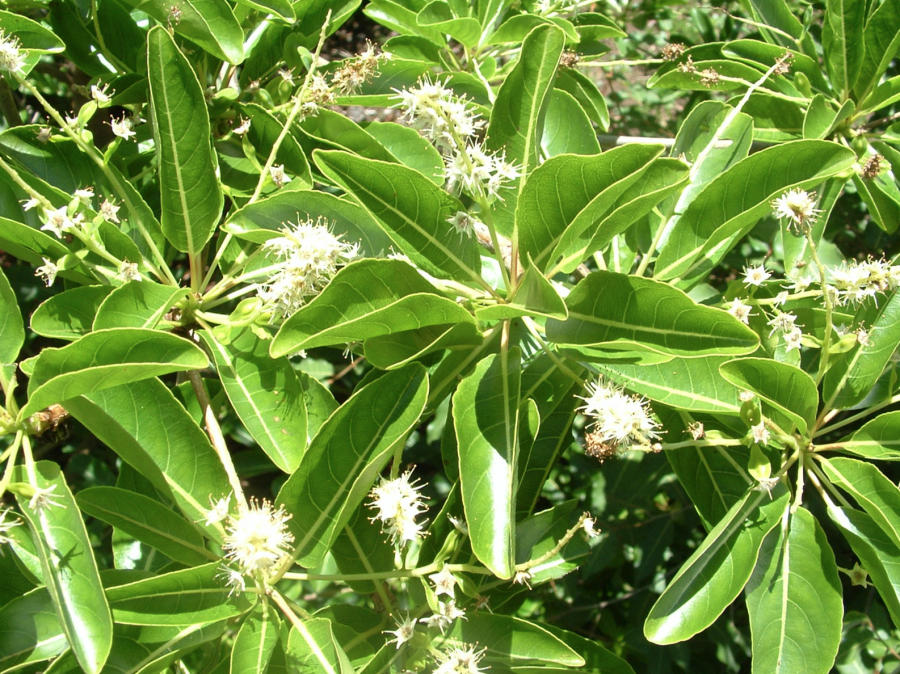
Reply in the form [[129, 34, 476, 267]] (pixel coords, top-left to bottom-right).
[[285, 618, 352, 674], [0, 587, 68, 671], [314, 150, 485, 288], [829, 505, 900, 627], [329, 501, 395, 594], [93, 282, 186, 330], [277, 364, 428, 567], [719, 357, 818, 435], [0, 9, 64, 54], [0, 217, 88, 280], [745, 508, 842, 674], [200, 327, 308, 473], [547, 270, 759, 357], [820, 456, 900, 550], [148, 27, 223, 256], [533, 623, 636, 674], [854, 0, 900, 100], [453, 348, 521, 578], [554, 68, 609, 130], [488, 15, 577, 46], [476, 260, 567, 321], [118, 0, 243, 63], [63, 378, 231, 540], [822, 0, 865, 98], [644, 484, 789, 644], [515, 146, 665, 273], [442, 614, 584, 666], [654, 140, 857, 282], [271, 258, 475, 356], [363, 120, 445, 186], [104, 620, 228, 673], [364, 0, 445, 45], [516, 501, 589, 584], [0, 266, 24, 371], [803, 94, 838, 139], [487, 23, 565, 237], [233, 0, 294, 23], [599, 355, 742, 415], [13, 461, 113, 673], [242, 103, 312, 188], [75, 487, 214, 566], [21, 329, 208, 418], [417, 1, 480, 47], [835, 411, 900, 460], [540, 89, 600, 157], [364, 321, 483, 370], [232, 603, 281, 674], [106, 563, 246, 625], [823, 284, 900, 410]]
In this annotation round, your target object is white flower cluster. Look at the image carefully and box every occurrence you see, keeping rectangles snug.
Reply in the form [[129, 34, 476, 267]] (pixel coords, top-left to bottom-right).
[[434, 645, 487, 674], [257, 217, 358, 319], [222, 498, 294, 584], [828, 258, 900, 306], [0, 30, 24, 73], [368, 469, 427, 545], [393, 77, 519, 202], [771, 188, 821, 231], [579, 378, 661, 450]]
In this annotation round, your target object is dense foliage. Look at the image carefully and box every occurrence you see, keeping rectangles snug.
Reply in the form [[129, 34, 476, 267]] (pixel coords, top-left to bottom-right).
[[3, 0, 900, 672]]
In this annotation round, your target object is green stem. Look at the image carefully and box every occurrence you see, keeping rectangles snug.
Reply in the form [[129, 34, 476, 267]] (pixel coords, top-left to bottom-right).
[[806, 229, 834, 391], [815, 392, 900, 439]]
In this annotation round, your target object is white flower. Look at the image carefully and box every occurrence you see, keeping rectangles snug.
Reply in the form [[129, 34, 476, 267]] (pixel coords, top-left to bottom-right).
[[857, 327, 872, 347], [28, 484, 65, 511], [74, 187, 94, 206], [223, 498, 294, 577], [420, 600, 465, 633], [385, 614, 417, 649], [35, 258, 58, 287], [257, 217, 358, 319], [368, 469, 427, 545], [771, 188, 821, 230], [767, 311, 797, 336], [233, 117, 251, 135], [0, 30, 25, 73], [205, 494, 231, 526], [392, 76, 484, 153], [434, 645, 487, 674], [269, 164, 290, 188], [0, 508, 21, 545], [22, 197, 40, 211], [429, 566, 457, 597], [217, 566, 246, 596], [773, 291, 790, 306], [117, 261, 142, 282], [751, 421, 769, 446], [743, 264, 772, 287], [726, 298, 753, 324], [40, 206, 76, 238], [581, 514, 600, 538], [444, 142, 520, 201], [783, 327, 803, 352], [447, 211, 477, 239], [100, 199, 121, 223], [110, 115, 136, 140], [90, 83, 113, 105], [578, 378, 661, 449]]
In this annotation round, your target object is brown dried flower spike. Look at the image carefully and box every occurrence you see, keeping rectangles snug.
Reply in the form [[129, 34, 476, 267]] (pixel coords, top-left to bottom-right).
[[861, 153, 883, 180]]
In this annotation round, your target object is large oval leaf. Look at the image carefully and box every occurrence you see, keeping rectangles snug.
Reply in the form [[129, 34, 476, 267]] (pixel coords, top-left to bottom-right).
[[148, 26, 222, 256], [31, 286, 115, 341], [833, 411, 900, 460], [93, 281, 186, 330], [453, 348, 522, 579], [271, 258, 474, 356], [745, 508, 842, 674], [21, 329, 207, 418], [277, 363, 428, 567], [13, 462, 113, 673], [546, 270, 759, 357], [231, 603, 281, 674], [0, 587, 67, 671], [313, 150, 485, 289], [644, 484, 789, 644]]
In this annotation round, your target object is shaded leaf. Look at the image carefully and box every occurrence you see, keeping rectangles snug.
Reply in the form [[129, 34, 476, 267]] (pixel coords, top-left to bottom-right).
[[93, 282, 186, 330]]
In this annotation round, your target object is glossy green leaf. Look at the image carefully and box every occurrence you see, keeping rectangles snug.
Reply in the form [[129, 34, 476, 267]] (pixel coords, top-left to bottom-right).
[[741, 0, 804, 46], [232, 603, 281, 674], [148, 27, 222, 256], [21, 329, 208, 418], [0, 587, 68, 671], [277, 363, 427, 567], [644, 484, 789, 644], [0, 217, 91, 282], [487, 14, 577, 45], [476, 261, 567, 321], [533, 623, 635, 674], [654, 141, 857, 282], [0, 266, 24, 370], [417, 1, 480, 47], [76, 487, 214, 566], [442, 613, 583, 666], [13, 462, 112, 673], [487, 23, 565, 237], [515, 146, 664, 272], [314, 150, 485, 288], [93, 282, 186, 330], [106, 563, 246, 625], [516, 501, 589, 584], [242, 103, 312, 188], [820, 456, 900, 550], [329, 501, 395, 594], [285, 617, 352, 674], [822, 0, 865, 98], [540, 89, 600, 157], [200, 327, 308, 473], [118, 0, 243, 63], [104, 620, 228, 674], [0, 9, 64, 54], [364, 0, 445, 45], [719, 357, 818, 435], [64, 378, 231, 540], [364, 120, 445, 185], [271, 258, 474, 356], [547, 270, 759, 357], [364, 321, 482, 370], [453, 348, 521, 578], [554, 68, 609, 130], [854, 0, 900, 100], [803, 94, 838, 139], [599, 355, 742, 415], [834, 411, 900, 460], [823, 281, 900, 410], [224, 189, 393, 258], [745, 508, 842, 674]]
